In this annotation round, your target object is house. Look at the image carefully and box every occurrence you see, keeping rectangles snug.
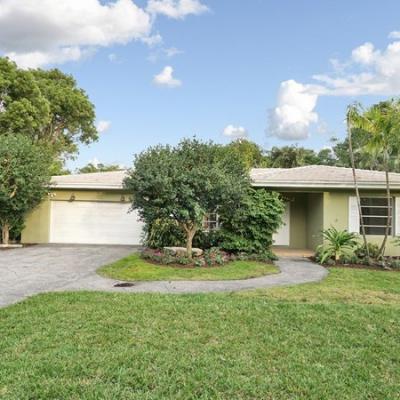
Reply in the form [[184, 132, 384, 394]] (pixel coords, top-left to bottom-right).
[[21, 165, 400, 256]]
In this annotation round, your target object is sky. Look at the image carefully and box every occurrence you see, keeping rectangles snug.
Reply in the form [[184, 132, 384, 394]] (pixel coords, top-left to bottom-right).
[[1, 0, 400, 170]]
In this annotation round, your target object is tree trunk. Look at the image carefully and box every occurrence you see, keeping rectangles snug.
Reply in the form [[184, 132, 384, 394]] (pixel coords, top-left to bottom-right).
[[1, 223, 10, 246], [183, 223, 197, 259], [348, 126, 370, 262], [186, 228, 197, 259], [379, 155, 391, 257]]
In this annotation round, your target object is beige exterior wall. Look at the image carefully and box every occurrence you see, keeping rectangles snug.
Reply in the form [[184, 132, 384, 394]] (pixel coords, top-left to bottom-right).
[[21, 189, 130, 244]]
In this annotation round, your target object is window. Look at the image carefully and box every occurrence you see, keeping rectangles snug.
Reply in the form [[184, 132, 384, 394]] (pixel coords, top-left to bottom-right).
[[202, 213, 220, 232], [360, 197, 393, 235]]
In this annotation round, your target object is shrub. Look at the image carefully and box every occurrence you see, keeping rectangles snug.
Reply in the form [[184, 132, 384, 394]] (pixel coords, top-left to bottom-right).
[[144, 218, 185, 249], [141, 247, 231, 267], [219, 188, 284, 254], [316, 227, 359, 264], [355, 242, 380, 260]]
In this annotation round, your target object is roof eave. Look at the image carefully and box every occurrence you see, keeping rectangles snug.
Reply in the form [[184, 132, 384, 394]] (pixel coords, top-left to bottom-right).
[[50, 183, 124, 190], [251, 181, 400, 190]]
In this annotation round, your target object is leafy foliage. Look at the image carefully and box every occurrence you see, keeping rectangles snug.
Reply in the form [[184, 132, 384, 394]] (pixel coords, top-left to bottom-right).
[[124, 138, 250, 256], [31, 68, 98, 156], [77, 162, 122, 174], [0, 135, 52, 244], [265, 145, 336, 168], [0, 58, 97, 162], [316, 227, 359, 264], [219, 188, 284, 254], [226, 139, 268, 169], [144, 218, 186, 249]]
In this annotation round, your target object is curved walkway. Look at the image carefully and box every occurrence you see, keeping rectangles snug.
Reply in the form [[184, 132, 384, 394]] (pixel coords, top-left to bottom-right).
[[0, 245, 328, 307], [73, 258, 328, 294]]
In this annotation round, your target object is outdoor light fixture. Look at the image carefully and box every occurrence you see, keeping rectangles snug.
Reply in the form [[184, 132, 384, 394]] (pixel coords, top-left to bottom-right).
[[69, 194, 76, 202], [120, 195, 126, 202]]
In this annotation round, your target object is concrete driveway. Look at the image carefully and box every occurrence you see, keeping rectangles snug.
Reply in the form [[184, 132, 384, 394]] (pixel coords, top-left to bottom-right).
[[0, 244, 328, 308], [0, 245, 135, 308]]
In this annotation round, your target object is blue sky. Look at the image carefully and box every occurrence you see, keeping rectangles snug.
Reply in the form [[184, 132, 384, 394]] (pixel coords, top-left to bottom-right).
[[1, 0, 400, 170]]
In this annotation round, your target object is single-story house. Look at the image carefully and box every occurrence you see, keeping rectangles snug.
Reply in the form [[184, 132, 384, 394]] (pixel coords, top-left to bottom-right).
[[21, 165, 400, 256]]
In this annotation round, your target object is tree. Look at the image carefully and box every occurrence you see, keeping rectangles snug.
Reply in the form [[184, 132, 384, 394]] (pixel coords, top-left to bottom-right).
[[226, 139, 268, 169], [348, 100, 400, 257], [124, 138, 250, 257], [31, 68, 98, 156], [265, 145, 320, 168], [0, 135, 52, 245], [0, 58, 98, 160], [346, 104, 370, 260], [78, 162, 123, 174], [0, 58, 50, 137]]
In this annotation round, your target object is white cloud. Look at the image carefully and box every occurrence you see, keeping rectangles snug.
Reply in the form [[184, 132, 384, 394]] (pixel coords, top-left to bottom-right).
[[88, 157, 100, 167], [222, 125, 248, 139], [97, 120, 112, 133], [269, 33, 400, 140], [164, 47, 183, 57], [351, 42, 379, 65], [141, 33, 163, 47], [389, 31, 400, 39], [269, 80, 319, 140], [0, 0, 152, 68], [153, 65, 182, 87], [147, 0, 209, 19]]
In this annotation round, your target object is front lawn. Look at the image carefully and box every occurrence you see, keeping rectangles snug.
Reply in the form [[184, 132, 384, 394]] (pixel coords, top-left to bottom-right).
[[1, 268, 400, 399], [240, 267, 400, 304], [97, 253, 278, 281]]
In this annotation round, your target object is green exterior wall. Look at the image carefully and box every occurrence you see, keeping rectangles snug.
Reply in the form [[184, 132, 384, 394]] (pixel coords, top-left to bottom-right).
[[287, 194, 307, 249], [306, 193, 324, 250], [323, 191, 400, 257], [21, 189, 129, 244], [23, 187, 400, 257]]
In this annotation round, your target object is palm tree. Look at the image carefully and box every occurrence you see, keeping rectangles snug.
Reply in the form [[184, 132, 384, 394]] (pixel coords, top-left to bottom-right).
[[346, 104, 370, 261], [348, 100, 400, 257]]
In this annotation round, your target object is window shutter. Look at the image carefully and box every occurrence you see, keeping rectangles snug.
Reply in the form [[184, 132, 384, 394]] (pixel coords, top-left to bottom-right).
[[395, 197, 400, 236], [348, 196, 360, 233]]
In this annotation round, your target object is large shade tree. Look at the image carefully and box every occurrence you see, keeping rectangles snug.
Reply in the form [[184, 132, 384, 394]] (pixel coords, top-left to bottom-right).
[[124, 138, 250, 257], [0, 135, 52, 245]]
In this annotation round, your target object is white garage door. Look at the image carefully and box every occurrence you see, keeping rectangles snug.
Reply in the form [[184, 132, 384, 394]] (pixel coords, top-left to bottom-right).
[[50, 201, 144, 245], [273, 202, 290, 246]]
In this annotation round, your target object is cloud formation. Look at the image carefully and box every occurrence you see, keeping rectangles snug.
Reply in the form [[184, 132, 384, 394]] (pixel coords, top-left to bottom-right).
[[0, 0, 208, 68], [269, 34, 400, 139], [222, 124, 248, 139], [147, 0, 208, 19], [153, 65, 182, 87], [97, 120, 112, 133]]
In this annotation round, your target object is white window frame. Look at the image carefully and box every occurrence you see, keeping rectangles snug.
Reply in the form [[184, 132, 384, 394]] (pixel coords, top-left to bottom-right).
[[202, 212, 220, 232]]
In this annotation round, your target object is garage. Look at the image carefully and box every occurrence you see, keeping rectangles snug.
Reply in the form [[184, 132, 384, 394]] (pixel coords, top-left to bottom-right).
[[49, 200, 144, 245]]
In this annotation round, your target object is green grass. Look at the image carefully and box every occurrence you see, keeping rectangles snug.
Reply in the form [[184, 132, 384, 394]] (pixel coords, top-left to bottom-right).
[[240, 267, 400, 305], [1, 268, 400, 399], [97, 253, 278, 281]]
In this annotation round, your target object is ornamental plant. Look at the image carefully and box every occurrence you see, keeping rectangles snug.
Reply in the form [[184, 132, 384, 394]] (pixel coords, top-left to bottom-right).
[[0, 135, 52, 245], [219, 188, 285, 255], [125, 138, 250, 258]]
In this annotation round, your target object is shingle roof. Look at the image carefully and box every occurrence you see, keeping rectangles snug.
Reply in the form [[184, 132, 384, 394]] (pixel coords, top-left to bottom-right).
[[51, 170, 128, 189], [50, 165, 400, 190], [250, 165, 400, 189]]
